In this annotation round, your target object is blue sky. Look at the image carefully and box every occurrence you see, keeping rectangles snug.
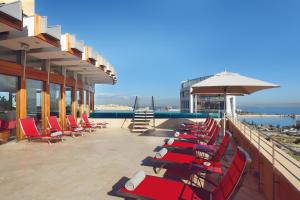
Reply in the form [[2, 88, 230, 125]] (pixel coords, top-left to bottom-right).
[[38, 0, 300, 107]]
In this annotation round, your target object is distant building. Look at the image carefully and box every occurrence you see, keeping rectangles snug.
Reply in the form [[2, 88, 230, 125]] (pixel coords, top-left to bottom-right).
[[180, 76, 236, 116]]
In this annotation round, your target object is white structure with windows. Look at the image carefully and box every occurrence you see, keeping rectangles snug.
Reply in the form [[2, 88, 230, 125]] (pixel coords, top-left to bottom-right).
[[180, 76, 236, 117]]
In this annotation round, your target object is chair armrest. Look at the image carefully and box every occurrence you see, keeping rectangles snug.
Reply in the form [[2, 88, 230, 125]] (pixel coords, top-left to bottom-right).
[[194, 174, 219, 188]]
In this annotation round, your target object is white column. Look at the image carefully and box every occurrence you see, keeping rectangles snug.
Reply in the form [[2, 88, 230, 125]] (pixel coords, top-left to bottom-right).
[[194, 94, 198, 113], [232, 96, 237, 117], [225, 95, 237, 117], [189, 88, 193, 113]]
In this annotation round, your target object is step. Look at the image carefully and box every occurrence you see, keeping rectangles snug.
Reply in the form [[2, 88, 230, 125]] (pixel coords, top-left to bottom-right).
[[134, 114, 154, 117], [134, 116, 154, 119], [132, 118, 150, 121], [131, 129, 148, 133], [133, 121, 149, 125], [134, 112, 154, 115], [133, 125, 151, 129]]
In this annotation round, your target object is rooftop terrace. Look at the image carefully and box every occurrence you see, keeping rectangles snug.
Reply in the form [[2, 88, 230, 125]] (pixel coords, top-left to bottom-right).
[[0, 125, 264, 200]]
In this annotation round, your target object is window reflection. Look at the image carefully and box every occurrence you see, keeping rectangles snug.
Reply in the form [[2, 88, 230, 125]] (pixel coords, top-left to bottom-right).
[[26, 79, 43, 127], [0, 74, 17, 142], [50, 83, 60, 117], [65, 87, 72, 115]]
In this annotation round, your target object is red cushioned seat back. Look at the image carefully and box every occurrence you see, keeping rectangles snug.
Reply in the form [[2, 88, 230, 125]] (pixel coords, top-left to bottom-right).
[[211, 131, 231, 162], [81, 114, 90, 124], [207, 121, 217, 136], [203, 117, 210, 125], [205, 118, 214, 130], [19, 118, 41, 137], [48, 116, 62, 132], [207, 125, 219, 145], [67, 115, 78, 127], [213, 147, 251, 200], [1, 120, 16, 130]]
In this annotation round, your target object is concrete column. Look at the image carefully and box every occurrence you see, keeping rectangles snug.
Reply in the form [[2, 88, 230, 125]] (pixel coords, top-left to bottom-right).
[[60, 68, 67, 129], [194, 94, 198, 113], [86, 88, 90, 116], [225, 95, 236, 117], [79, 88, 84, 117], [189, 88, 193, 113]]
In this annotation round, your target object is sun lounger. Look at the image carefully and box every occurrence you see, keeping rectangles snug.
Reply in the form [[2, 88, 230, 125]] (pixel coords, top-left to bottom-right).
[[152, 132, 231, 175], [179, 120, 217, 139], [19, 118, 63, 144], [175, 120, 218, 140], [180, 117, 210, 129], [82, 113, 108, 128], [164, 125, 220, 151], [47, 116, 83, 137], [163, 132, 232, 179], [67, 115, 89, 132], [117, 146, 251, 200]]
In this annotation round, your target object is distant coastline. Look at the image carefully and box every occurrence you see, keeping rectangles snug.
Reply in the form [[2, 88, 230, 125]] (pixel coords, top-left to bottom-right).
[[238, 114, 300, 118]]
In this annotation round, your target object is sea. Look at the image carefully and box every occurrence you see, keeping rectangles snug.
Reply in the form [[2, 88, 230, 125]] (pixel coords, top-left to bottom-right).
[[238, 106, 300, 127], [94, 106, 300, 127]]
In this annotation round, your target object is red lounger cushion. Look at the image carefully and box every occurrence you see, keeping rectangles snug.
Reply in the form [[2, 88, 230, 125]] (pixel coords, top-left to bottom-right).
[[163, 140, 195, 149], [119, 175, 206, 200]]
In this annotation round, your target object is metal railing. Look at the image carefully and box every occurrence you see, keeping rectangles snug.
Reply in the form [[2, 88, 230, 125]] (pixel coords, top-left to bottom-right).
[[228, 116, 300, 190], [151, 96, 155, 128]]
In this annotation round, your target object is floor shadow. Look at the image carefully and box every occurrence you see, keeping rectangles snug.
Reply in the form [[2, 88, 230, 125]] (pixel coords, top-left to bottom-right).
[[138, 129, 175, 138], [108, 176, 132, 199], [156, 119, 197, 129], [153, 146, 163, 152], [140, 156, 157, 167]]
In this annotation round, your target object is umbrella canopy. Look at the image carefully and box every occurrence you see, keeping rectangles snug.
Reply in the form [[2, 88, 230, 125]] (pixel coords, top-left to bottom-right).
[[192, 71, 279, 94], [191, 71, 279, 134]]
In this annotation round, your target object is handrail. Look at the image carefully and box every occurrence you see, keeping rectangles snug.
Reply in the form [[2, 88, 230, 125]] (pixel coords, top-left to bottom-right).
[[133, 96, 138, 112], [151, 96, 155, 128], [227, 116, 300, 189]]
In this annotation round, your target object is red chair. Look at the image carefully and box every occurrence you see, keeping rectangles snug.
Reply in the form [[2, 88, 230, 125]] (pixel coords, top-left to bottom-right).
[[0, 120, 15, 130], [66, 115, 88, 132], [180, 117, 210, 129], [82, 113, 108, 128], [176, 120, 218, 140], [6, 120, 16, 130], [164, 125, 220, 151], [47, 116, 83, 137], [117, 146, 251, 200], [19, 118, 63, 144], [163, 132, 232, 179], [152, 132, 231, 175], [81, 114, 98, 129], [180, 120, 217, 139]]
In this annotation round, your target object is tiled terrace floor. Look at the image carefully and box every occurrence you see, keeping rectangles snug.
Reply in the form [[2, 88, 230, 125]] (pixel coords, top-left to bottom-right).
[[0, 128, 265, 200]]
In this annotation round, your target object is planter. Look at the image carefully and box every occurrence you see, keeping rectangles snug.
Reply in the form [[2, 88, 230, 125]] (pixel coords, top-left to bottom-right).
[[0, 130, 10, 144]]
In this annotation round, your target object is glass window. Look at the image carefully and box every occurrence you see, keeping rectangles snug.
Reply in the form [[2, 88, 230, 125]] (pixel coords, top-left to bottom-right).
[[0, 74, 17, 141], [26, 79, 43, 127], [77, 90, 80, 117], [50, 83, 60, 117], [65, 87, 72, 115]]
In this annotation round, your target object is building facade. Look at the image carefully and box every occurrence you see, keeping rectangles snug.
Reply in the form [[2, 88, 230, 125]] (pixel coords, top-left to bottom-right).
[[180, 76, 236, 116], [0, 0, 117, 142]]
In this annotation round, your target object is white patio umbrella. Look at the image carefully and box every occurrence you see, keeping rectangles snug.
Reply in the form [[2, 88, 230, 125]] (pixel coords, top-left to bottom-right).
[[191, 71, 279, 134]]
